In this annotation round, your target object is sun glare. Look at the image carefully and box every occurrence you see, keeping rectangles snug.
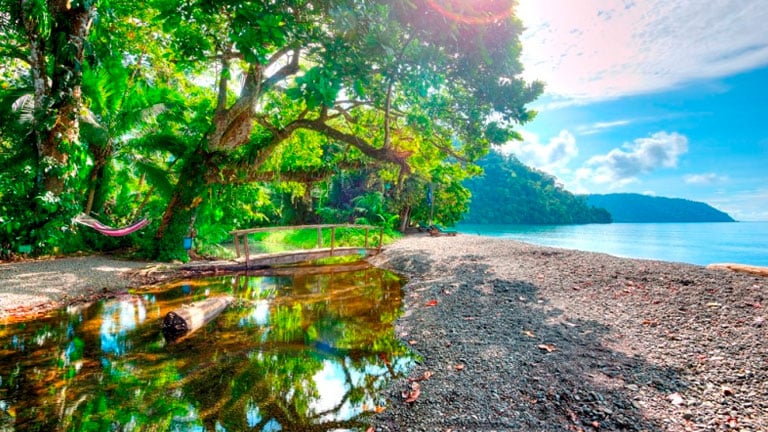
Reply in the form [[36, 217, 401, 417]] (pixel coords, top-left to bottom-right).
[[424, 0, 517, 24]]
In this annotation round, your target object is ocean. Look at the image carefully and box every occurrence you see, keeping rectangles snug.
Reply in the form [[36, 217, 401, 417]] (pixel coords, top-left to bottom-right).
[[457, 222, 768, 267]]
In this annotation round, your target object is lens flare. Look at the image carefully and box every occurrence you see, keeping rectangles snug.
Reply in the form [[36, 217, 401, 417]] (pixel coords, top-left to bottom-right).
[[424, 0, 517, 25]]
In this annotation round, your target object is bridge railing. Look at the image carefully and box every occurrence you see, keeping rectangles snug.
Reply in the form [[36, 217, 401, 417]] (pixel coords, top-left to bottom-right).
[[229, 224, 384, 263]]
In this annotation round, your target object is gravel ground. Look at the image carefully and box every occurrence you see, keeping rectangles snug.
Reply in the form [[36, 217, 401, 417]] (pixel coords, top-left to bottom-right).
[[368, 234, 767, 432], [0, 256, 155, 320], [1, 236, 766, 431]]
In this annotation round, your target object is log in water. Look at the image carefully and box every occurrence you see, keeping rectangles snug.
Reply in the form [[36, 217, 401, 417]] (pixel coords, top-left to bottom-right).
[[162, 296, 233, 342]]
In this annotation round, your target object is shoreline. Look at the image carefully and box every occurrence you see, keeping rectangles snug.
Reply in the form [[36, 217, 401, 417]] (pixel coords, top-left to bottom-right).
[[1, 236, 767, 430]]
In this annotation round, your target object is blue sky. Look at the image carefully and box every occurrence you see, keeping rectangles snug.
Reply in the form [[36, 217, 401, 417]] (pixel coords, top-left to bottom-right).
[[501, 0, 768, 221]]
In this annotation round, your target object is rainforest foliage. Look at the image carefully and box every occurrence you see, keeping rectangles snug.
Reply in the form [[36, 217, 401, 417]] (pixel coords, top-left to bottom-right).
[[463, 150, 612, 225], [0, 0, 542, 260]]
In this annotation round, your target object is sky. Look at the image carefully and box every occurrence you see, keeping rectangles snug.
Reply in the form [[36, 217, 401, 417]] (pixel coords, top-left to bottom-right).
[[499, 0, 768, 221]]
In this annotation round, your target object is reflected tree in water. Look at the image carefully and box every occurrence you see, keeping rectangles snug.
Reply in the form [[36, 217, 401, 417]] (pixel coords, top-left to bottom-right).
[[0, 266, 415, 431]]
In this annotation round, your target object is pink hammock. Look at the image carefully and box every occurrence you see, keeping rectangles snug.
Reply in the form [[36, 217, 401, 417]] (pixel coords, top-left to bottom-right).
[[74, 214, 149, 237]]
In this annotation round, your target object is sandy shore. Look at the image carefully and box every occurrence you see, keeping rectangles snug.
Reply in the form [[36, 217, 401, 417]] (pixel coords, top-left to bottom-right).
[[0, 256, 157, 320], [1, 235, 766, 431]]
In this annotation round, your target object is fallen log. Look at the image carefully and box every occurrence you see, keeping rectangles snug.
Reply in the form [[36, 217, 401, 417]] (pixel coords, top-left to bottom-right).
[[162, 296, 234, 342], [707, 263, 768, 278]]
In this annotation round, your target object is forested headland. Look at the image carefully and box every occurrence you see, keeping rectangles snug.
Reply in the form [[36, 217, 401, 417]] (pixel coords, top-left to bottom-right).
[[462, 150, 612, 225], [0, 0, 543, 261], [586, 193, 736, 223]]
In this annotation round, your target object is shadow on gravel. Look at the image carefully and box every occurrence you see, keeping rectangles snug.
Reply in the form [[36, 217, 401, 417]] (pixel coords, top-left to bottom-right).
[[375, 256, 684, 432]]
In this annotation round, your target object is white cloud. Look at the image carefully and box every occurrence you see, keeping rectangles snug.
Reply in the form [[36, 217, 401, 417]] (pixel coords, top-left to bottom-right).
[[577, 131, 689, 185], [517, 0, 768, 103], [497, 129, 577, 173], [576, 119, 632, 136], [684, 173, 726, 185]]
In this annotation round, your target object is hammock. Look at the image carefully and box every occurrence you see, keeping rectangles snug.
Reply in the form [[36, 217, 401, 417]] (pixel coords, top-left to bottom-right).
[[74, 214, 149, 237]]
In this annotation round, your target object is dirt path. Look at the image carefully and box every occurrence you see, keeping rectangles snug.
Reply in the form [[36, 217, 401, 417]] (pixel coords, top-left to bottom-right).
[[0, 256, 158, 320]]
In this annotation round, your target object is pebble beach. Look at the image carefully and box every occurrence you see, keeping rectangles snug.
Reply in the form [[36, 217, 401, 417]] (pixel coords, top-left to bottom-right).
[[368, 235, 767, 431]]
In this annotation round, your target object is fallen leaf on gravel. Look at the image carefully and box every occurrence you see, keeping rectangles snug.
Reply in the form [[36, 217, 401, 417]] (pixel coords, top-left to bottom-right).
[[425, 300, 438, 307], [522, 330, 535, 337], [454, 363, 465, 371], [721, 386, 735, 396], [403, 382, 421, 403], [538, 344, 557, 353], [374, 406, 386, 414], [408, 340, 417, 345], [409, 371, 434, 382], [668, 392, 684, 405], [366, 427, 374, 432], [706, 302, 722, 308]]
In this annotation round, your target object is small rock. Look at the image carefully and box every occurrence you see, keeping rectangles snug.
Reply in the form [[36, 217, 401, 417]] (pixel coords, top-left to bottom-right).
[[668, 392, 685, 406]]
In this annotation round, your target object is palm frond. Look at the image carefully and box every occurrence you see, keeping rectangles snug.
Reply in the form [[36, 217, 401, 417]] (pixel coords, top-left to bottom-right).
[[133, 133, 191, 158], [133, 159, 175, 198]]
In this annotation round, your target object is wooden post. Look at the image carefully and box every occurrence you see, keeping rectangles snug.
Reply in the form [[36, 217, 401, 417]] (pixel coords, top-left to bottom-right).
[[243, 234, 250, 265], [233, 233, 241, 258], [317, 226, 323, 248], [330, 226, 336, 255], [378, 227, 384, 251], [162, 296, 234, 342], [364, 228, 370, 248]]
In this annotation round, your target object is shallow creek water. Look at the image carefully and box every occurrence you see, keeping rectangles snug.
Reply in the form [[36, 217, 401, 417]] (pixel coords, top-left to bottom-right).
[[0, 263, 416, 431]]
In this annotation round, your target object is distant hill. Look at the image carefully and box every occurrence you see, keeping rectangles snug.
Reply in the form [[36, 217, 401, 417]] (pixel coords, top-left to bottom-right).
[[585, 193, 735, 223], [463, 151, 612, 224]]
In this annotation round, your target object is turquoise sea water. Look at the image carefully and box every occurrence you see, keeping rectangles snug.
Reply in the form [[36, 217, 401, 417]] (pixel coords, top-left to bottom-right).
[[458, 222, 768, 267]]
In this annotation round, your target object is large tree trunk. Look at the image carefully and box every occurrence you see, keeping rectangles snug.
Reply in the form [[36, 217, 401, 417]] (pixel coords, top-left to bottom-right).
[[399, 205, 411, 232], [154, 150, 209, 261], [21, 0, 94, 196]]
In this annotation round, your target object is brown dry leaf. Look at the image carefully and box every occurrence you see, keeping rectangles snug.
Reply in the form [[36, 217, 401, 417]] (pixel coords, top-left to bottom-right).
[[374, 406, 386, 414], [366, 427, 375, 432], [408, 370, 434, 383], [425, 300, 438, 307], [538, 344, 557, 353], [454, 363, 465, 371], [522, 330, 535, 338], [403, 382, 421, 403], [408, 340, 417, 345]]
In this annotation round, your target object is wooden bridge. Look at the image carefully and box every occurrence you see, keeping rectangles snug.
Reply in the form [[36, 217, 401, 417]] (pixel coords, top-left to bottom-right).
[[229, 224, 384, 269]]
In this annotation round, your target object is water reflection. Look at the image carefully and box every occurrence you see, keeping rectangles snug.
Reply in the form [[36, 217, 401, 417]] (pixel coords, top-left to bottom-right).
[[0, 263, 415, 431]]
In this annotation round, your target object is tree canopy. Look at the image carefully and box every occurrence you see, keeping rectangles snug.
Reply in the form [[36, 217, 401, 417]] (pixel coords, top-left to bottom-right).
[[0, 0, 542, 260]]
